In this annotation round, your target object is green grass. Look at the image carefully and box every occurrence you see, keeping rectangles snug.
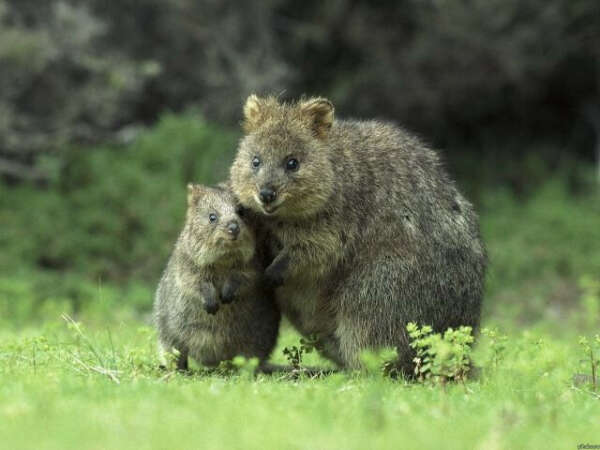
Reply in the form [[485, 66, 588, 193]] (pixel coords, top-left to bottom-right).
[[1, 311, 599, 450]]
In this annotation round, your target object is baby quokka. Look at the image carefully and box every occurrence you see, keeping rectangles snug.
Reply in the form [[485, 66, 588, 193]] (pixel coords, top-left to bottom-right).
[[153, 184, 280, 370]]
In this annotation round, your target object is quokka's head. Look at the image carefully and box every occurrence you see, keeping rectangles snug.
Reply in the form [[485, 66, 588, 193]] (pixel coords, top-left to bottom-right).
[[184, 184, 255, 266], [230, 95, 336, 220]]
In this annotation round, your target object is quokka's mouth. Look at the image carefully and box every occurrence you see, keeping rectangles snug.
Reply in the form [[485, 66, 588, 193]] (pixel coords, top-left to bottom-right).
[[214, 241, 253, 261], [261, 204, 280, 215], [216, 236, 239, 247], [253, 194, 285, 216]]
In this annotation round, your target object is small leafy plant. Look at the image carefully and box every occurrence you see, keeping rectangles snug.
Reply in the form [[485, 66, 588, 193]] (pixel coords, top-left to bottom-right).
[[360, 347, 400, 378], [481, 327, 508, 370], [282, 335, 319, 370], [579, 276, 600, 329], [231, 356, 260, 380], [407, 322, 474, 386], [576, 334, 600, 392]]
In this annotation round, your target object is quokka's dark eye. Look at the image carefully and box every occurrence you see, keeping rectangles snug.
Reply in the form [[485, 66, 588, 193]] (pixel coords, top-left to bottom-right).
[[252, 156, 261, 168], [286, 157, 299, 172], [236, 207, 245, 218], [208, 213, 218, 223]]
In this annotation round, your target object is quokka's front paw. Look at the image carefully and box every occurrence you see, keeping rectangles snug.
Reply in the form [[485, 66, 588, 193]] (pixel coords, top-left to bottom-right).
[[203, 299, 220, 315], [264, 265, 284, 287], [220, 277, 241, 304], [264, 255, 289, 287]]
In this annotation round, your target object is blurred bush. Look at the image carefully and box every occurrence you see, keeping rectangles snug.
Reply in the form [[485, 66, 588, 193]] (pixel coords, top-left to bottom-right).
[[0, 271, 150, 327], [297, 0, 600, 147], [0, 1, 156, 175], [481, 179, 600, 325], [0, 114, 238, 282], [482, 180, 600, 296], [0, 0, 287, 180]]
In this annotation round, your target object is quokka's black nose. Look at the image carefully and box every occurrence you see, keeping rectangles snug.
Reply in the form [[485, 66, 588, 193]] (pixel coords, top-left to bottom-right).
[[259, 187, 277, 205], [226, 221, 240, 237]]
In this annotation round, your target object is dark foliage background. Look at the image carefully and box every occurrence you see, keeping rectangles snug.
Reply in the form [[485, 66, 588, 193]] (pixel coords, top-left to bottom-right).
[[2, 0, 599, 175], [1, 0, 599, 317]]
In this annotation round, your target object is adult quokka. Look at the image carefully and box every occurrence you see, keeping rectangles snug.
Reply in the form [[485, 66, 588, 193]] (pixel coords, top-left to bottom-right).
[[229, 95, 486, 372], [154, 183, 280, 370]]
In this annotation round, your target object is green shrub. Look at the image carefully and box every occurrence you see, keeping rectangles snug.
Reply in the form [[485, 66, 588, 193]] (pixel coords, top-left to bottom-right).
[[0, 114, 238, 310], [407, 323, 474, 385], [482, 180, 600, 304], [0, 271, 152, 327]]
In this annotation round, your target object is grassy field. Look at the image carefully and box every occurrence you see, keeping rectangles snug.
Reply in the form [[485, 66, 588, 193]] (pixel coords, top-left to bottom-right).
[[1, 313, 599, 450]]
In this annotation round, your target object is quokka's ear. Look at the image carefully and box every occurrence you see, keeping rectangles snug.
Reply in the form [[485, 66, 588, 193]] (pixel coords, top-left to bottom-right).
[[299, 97, 334, 138], [187, 183, 207, 206], [243, 94, 268, 133]]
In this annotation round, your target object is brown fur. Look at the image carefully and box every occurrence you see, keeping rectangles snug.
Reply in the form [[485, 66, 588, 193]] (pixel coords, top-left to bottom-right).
[[153, 183, 280, 369], [230, 95, 486, 372]]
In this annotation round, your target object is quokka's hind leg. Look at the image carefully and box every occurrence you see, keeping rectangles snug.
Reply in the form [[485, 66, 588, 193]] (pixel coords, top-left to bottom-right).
[[176, 348, 189, 371], [158, 341, 169, 369], [158, 342, 189, 371], [334, 255, 416, 372]]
